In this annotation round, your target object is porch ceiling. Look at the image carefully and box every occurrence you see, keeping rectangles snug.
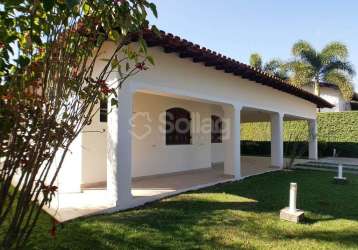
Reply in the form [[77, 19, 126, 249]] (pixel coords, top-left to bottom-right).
[[240, 107, 312, 123]]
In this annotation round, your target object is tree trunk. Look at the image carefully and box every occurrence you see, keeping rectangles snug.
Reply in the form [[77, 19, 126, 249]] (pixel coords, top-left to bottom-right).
[[314, 80, 320, 97]]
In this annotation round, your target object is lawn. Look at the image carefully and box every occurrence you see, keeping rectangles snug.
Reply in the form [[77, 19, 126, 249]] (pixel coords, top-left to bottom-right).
[[19, 170, 358, 249]]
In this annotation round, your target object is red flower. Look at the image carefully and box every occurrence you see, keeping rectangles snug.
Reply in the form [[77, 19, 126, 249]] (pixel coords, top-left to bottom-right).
[[100, 84, 110, 94], [49, 218, 58, 239], [97, 80, 111, 94], [135, 62, 148, 71], [97, 79, 106, 85], [1, 94, 13, 100], [72, 69, 78, 78], [39, 47, 45, 54]]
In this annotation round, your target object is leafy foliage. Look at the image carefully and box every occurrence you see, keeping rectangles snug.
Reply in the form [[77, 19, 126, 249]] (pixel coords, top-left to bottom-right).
[[249, 53, 289, 80], [0, 0, 157, 248], [289, 40, 355, 100], [249, 53, 263, 69], [242, 112, 358, 143], [241, 112, 358, 157]]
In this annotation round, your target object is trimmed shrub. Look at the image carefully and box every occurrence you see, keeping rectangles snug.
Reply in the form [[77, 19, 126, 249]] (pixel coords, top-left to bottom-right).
[[241, 111, 358, 158]]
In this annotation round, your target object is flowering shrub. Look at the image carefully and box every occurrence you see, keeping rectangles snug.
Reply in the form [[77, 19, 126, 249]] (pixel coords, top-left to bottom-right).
[[0, 0, 157, 248]]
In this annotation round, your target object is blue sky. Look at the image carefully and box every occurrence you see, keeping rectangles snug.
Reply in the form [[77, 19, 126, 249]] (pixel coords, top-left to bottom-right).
[[149, 0, 358, 89]]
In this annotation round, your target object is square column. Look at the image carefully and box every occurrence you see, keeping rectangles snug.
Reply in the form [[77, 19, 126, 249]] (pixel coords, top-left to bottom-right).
[[223, 104, 242, 179], [107, 87, 133, 208], [308, 119, 318, 160], [271, 112, 284, 168]]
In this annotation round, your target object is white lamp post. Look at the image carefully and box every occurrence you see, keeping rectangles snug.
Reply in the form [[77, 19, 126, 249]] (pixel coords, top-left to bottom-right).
[[289, 183, 297, 213], [338, 165, 343, 179], [280, 182, 304, 223], [334, 164, 347, 183]]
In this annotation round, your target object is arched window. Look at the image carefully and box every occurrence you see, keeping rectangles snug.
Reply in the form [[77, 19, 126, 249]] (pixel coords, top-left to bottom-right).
[[211, 115, 222, 143], [166, 108, 191, 145]]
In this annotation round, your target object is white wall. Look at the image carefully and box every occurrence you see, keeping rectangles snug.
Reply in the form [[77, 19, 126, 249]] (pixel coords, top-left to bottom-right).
[[57, 106, 108, 190], [56, 42, 319, 192], [303, 85, 349, 112], [56, 42, 119, 191], [127, 47, 317, 120], [81, 103, 107, 185], [132, 92, 216, 177], [75, 91, 226, 181], [320, 87, 349, 112]]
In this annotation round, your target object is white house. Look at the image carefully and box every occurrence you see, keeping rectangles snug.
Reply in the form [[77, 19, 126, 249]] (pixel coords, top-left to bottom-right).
[[48, 30, 333, 222], [303, 82, 357, 112]]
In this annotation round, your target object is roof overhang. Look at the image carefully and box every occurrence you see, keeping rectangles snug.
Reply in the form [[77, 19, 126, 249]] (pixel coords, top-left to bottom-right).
[[131, 29, 334, 109]]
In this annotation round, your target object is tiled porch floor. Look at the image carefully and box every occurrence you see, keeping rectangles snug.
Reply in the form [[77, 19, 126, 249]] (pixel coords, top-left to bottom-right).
[[45, 156, 281, 222], [132, 164, 231, 197]]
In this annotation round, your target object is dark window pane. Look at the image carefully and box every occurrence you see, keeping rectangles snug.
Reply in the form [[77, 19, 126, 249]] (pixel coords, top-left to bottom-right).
[[100, 99, 107, 123], [166, 107, 191, 145], [211, 115, 222, 143]]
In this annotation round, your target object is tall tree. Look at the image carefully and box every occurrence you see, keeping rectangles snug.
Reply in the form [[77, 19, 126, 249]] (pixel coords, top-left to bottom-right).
[[249, 53, 288, 80], [289, 40, 355, 100]]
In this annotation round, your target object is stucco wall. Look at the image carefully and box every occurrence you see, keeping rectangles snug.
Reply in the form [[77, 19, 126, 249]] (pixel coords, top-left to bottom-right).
[[77, 43, 317, 182], [127, 46, 317, 120], [81, 103, 107, 185], [56, 42, 318, 191], [303, 85, 349, 112], [75, 91, 226, 183], [320, 88, 349, 112], [132, 92, 224, 177]]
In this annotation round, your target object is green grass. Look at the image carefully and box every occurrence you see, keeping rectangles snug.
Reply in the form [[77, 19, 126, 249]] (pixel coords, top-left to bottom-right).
[[21, 170, 358, 249]]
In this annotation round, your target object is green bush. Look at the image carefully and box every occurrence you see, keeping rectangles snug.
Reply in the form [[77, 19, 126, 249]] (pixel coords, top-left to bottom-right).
[[241, 111, 358, 158]]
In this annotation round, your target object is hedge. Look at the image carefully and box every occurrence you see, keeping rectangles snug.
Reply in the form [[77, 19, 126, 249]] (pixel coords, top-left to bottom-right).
[[241, 111, 358, 158]]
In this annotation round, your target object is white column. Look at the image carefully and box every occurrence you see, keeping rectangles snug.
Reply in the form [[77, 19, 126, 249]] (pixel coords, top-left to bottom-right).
[[308, 119, 318, 160], [271, 112, 284, 168], [107, 86, 133, 208], [223, 104, 241, 179]]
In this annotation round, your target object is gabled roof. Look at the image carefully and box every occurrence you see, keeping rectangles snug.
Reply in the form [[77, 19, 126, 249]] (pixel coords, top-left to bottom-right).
[[133, 29, 334, 108]]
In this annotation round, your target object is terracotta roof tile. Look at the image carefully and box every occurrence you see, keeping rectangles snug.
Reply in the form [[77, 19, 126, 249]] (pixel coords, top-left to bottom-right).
[[132, 29, 334, 108]]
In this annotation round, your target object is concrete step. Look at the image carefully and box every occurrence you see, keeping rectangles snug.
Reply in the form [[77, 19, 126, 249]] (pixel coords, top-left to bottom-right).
[[293, 161, 358, 174]]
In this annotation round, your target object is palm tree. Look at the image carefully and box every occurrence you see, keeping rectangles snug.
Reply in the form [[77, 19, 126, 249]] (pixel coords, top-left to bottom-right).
[[288, 40, 355, 100], [249, 53, 289, 80]]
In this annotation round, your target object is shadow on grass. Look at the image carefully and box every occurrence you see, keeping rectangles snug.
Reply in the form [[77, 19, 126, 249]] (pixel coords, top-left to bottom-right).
[[203, 169, 358, 220], [29, 169, 358, 249]]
